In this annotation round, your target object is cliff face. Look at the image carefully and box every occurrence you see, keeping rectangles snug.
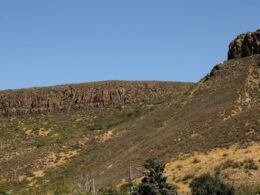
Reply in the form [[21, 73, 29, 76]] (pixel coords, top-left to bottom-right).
[[0, 81, 192, 117], [228, 29, 260, 60]]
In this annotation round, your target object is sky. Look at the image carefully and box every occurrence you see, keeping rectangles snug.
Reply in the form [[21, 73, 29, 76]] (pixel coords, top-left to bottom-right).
[[0, 1, 259, 90]]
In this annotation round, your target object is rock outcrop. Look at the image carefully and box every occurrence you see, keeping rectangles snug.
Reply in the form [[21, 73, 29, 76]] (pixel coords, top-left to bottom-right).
[[228, 29, 260, 60], [0, 81, 192, 117]]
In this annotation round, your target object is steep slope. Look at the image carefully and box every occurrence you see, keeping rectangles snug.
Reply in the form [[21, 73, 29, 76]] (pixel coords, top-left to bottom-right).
[[72, 55, 259, 189]]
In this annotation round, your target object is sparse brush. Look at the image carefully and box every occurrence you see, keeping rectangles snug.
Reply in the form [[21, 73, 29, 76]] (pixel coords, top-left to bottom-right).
[[176, 165, 183, 170], [182, 174, 194, 182], [221, 160, 241, 169], [235, 184, 260, 195], [243, 159, 258, 170], [192, 158, 201, 164]]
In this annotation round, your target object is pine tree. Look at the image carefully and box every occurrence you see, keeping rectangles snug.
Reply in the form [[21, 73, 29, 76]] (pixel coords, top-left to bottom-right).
[[132, 159, 177, 195]]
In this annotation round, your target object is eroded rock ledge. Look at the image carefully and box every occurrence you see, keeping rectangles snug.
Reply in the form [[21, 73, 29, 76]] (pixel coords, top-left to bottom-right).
[[0, 81, 192, 117], [228, 29, 260, 60]]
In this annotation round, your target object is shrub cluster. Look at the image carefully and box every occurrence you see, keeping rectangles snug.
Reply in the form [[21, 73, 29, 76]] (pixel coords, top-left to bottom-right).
[[189, 174, 234, 195]]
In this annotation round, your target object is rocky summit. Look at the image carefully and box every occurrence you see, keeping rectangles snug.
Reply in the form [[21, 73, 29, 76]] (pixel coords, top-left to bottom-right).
[[228, 29, 260, 60]]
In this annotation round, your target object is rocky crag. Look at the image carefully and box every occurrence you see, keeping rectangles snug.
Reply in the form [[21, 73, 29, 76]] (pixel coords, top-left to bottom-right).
[[228, 29, 260, 60]]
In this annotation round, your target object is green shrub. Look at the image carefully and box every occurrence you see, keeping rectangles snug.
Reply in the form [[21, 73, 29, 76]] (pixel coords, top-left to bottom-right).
[[32, 127, 39, 131], [35, 139, 47, 148], [0, 190, 11, 195], [190, 173, 234, 195]]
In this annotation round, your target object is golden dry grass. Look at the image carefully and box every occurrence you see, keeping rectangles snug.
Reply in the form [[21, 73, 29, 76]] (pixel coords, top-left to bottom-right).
[[164, 142, 260, 192], [17, 149, 80, 187], [95, 130, 115, 143]]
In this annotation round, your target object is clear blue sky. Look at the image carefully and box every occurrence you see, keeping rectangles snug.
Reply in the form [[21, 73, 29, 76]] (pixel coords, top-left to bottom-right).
[[0, 1, 259, 90]]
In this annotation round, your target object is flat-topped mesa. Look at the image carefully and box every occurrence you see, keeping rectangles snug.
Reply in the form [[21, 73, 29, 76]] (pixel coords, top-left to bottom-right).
[[228, 29, 260, 60]]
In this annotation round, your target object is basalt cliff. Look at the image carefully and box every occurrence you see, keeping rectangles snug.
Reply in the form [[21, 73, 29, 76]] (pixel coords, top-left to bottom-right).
[[0, 81, 192, 117]]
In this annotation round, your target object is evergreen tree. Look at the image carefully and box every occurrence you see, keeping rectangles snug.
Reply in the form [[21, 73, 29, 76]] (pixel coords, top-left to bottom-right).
[[132, 159, 177, 195]]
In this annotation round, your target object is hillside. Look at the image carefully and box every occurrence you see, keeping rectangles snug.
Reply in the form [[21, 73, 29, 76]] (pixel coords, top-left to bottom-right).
[[0, 81, 193, 193], [0, 30, 259, 194]]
